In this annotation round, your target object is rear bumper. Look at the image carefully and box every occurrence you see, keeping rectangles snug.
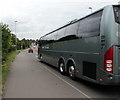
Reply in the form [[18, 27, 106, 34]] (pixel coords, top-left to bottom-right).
[[98, 68, 120, 85], [109, 74, 120, 85], [101, 74, 120, 85]]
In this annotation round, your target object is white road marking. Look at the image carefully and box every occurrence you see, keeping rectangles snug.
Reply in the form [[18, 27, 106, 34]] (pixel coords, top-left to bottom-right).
[[43, 65, 93, 99]]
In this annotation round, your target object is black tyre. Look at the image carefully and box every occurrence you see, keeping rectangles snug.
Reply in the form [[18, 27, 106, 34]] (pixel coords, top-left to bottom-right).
[[59, 60, 66, 75], [68, 63, 76, 80]]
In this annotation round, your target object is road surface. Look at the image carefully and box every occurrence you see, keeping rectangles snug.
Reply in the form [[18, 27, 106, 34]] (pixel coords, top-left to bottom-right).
[[3, 49, 120, 99]]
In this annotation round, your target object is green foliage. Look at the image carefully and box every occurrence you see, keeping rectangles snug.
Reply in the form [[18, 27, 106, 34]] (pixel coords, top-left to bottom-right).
[[21, 38, 33, 49], [0, 43, 1, 95], [0, 23, 2, 63], [2, 51, 19, 85], [0, 22, 37, 62], [1, 23, 11, 61]]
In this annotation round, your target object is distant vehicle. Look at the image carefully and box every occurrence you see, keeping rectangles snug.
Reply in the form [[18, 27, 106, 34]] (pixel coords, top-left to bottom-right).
[[38, 5, 120, 85], [28, 48, 33, 53]]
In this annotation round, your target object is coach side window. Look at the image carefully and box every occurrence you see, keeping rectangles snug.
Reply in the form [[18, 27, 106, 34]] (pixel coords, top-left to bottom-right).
[[61, 22, 79, 41], [48, 32, 57, 43], [78, 10, 103, 38], [39, 36, 46, 44], [56, 28, 66, 41]]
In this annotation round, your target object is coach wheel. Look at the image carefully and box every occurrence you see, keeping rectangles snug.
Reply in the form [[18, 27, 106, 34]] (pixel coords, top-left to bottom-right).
[[68, 64, 76, 80], [59, 60, 66, 75]]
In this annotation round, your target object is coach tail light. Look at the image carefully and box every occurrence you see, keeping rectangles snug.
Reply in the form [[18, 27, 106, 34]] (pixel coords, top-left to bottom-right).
[[104, 47, 114, 73]]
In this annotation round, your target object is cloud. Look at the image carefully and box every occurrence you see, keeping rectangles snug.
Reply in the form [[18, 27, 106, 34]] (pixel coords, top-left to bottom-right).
[[0, 0, 119, 39]]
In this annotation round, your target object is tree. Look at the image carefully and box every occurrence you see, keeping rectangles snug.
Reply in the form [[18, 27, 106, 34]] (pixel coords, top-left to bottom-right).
[[0, 24, 1, 95], [1, 23, 12, 61], [1, 22, 36, 61]]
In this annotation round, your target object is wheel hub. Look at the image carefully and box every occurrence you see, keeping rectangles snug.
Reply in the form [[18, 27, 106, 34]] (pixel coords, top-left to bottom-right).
[[69, 66, 75, 77], [60, 63, 64, 72]]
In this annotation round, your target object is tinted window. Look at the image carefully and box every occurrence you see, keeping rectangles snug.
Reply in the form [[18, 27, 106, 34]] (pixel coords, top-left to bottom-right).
[[63, 22, 79, 40], [56, 28, 66, 41], [78, 10, 102, 38], [47, 32, 57, 43], [39, 36, 47, 44], [113, 6, 120, 24], [40, 31, 57, 44]]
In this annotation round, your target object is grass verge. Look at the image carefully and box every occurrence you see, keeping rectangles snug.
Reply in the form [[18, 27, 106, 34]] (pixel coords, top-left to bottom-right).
[[1, 50, 20, 96]]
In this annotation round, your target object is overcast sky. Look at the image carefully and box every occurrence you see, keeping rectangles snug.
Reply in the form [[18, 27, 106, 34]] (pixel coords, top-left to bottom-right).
[[0, 0, 120, 40]]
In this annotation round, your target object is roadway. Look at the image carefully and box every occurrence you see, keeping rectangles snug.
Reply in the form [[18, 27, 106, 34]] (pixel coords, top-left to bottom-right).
[[3, 49, 120, 99]]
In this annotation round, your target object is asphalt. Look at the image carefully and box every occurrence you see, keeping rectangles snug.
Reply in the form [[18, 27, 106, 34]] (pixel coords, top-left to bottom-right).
[[3, 49, 120, 99]]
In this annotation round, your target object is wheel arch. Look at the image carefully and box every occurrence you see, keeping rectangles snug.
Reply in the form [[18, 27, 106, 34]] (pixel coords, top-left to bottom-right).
[[58, 57, 65, 67], [66, 58, 76, 72]]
